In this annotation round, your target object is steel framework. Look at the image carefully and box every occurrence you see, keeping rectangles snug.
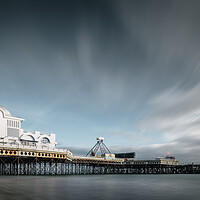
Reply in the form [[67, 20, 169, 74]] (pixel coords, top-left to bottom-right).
[[0, 157, 200, 175], [1, 147, 200, 175], [86, 137, 112, 157]]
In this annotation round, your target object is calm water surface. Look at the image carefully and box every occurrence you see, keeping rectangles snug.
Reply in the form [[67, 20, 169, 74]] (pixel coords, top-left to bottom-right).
[[0, 174, 200, 200]]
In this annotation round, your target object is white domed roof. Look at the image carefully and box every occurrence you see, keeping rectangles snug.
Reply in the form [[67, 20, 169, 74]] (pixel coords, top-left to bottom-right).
[[0, 105, 12, 116]]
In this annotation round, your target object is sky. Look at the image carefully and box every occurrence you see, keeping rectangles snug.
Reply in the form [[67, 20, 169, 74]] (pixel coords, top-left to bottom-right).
[[1, 0, 200, 163]]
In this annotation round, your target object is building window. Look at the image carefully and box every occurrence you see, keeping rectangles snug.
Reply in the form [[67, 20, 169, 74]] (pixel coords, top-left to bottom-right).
[[41, 137, 50, 144]]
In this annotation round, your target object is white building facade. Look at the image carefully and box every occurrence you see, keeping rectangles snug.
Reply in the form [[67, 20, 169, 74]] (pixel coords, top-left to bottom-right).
[[0, 105, 72, 155]]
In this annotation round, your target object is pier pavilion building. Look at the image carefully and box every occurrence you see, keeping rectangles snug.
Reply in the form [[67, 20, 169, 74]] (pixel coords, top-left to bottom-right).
[[0, 105, 72, 155]]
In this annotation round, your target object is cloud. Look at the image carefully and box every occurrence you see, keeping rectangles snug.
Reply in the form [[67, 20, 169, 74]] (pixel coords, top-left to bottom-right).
[[121, 83, 200, 163], [69, 132, 200, 163], [67, 146, 89, 156], [69, 83, 200, 163], [1, 0, 200, 163], [140, 84, 200, 139]]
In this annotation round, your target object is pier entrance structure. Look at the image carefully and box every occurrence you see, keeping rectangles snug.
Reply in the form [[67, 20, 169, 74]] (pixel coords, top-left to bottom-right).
[[0, 105, 71, 154], [0, 105, 73, 175]]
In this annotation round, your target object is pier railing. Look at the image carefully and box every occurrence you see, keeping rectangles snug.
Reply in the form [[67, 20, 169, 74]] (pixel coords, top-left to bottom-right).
[[0, 143, 72, 154]]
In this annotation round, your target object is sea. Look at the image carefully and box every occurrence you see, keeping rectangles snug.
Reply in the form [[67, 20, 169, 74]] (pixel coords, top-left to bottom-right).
[[0, 174, 200, 200]]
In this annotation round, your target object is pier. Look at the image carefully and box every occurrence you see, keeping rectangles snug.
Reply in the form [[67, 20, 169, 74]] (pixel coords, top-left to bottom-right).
[[0, 105, 199, 175], [0, 146, 200, 175]]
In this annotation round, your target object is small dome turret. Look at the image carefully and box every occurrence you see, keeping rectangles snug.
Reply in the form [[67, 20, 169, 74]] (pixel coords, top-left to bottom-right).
[[0, 105, 12, 117]]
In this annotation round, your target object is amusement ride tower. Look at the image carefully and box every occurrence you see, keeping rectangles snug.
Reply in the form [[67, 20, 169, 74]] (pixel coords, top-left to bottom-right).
[[86, 137, 112, 157]]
